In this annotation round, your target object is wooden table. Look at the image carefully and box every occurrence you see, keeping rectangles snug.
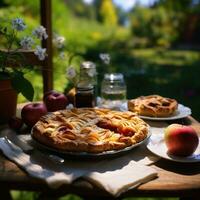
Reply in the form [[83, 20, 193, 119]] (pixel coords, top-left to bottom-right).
[[0, 105, 200, 200]]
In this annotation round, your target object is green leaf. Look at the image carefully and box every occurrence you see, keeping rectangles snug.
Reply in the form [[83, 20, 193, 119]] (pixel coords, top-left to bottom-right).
[[11, 73, 34, 101]]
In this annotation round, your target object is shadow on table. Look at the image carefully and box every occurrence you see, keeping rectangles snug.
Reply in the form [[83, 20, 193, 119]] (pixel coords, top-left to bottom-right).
[[154, 159, 200, 175]]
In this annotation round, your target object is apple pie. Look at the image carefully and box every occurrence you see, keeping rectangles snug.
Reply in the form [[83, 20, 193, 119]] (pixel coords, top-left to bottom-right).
[[32, 108, 149, 153], [128, 95, 178, 117]]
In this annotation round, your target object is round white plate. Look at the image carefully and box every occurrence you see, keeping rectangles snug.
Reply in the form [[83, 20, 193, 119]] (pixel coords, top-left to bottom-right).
[[120, 102, 191, 121], [147, 134, 200, 163]]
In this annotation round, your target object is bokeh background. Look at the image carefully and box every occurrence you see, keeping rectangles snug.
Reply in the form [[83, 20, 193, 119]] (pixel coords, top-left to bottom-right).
[[0, 0, 200, 199], [1, 0, 200, 120]]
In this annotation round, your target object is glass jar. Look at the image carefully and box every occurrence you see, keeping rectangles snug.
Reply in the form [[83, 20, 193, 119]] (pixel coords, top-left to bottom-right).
[[100, 73, 127, 109], [78, 61, 97, 89], [75, 61, 97, 107], [75, 86, 95, 108]]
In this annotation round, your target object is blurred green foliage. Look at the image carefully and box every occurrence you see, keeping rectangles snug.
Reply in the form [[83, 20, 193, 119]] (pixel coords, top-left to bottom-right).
[[130, 6, 183, 47], [0, 0, 122, 101], [130, 0, 200, 47], [99, 0, 118, 26], [0, 0, 200, 122]]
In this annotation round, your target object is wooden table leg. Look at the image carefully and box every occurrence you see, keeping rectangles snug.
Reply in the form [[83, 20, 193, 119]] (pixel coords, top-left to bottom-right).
[[2, 189, 12, 200]]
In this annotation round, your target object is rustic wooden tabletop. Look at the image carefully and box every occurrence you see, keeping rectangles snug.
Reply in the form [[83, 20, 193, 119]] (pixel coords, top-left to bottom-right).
[[0, 105, 200, 200]]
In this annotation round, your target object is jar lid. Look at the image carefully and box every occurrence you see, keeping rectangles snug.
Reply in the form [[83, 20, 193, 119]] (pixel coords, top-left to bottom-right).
[[76, 85, 94, 91], [81, 61, 96, 69], [104, 73, 124, 81]]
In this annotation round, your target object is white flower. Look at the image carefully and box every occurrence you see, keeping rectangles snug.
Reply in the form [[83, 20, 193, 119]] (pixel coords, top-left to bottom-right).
[[99, 53, 110, 65], [34, 46, 47, 61], [20, 36, 34, 50], [66, 66, 76, 79], [59, 52, 65, 59], [12, 18, 26, 31], [53, 34, 65, 48], [32, 25, 48, 40]]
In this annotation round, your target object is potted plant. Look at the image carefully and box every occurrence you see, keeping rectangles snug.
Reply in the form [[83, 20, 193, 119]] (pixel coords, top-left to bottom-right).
[[0, 18, 48, 123]]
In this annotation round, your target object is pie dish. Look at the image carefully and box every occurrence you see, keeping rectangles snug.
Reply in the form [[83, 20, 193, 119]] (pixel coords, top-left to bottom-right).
[[32, 108, 149, 153], [128, 95, 178, 117]]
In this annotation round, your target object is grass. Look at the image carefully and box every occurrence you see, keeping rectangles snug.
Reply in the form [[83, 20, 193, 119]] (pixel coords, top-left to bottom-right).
[[132, 48, 200, 66], [129, 48, 200, 120]]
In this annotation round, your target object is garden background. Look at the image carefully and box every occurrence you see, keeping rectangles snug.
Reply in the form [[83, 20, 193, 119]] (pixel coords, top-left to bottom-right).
[[0, 0, 200, 199]]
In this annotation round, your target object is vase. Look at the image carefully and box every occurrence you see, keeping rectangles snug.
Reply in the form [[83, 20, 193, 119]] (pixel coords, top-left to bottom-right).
[[0, 79, 17, 124]]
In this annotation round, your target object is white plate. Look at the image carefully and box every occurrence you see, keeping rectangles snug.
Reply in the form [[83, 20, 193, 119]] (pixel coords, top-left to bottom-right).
[[120, 102, 191, 121], [147, 134, 200, 163]]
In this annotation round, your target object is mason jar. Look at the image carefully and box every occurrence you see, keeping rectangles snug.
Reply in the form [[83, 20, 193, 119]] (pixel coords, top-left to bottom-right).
[[78, 61, 97, 88], [75, 86, 95, 108], [75, 61, 97, 107], [100, 73, 127, 109]]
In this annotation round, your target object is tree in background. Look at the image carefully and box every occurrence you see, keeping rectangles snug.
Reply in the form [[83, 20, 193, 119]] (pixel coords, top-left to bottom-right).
[[130, 0, 200, 47], [153, 0, 200, 44], [99, 0, 118, 26], [130, 5, 182, 47], [153, 0, 193, 12], [63, 0, 95, 20]]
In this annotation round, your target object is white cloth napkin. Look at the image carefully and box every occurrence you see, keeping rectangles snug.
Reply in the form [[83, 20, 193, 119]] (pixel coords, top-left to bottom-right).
[[82, 125, 165, 196], [0, 125, 164, 196], [85, 159, 157, 196], [0, 138, 90, 188]]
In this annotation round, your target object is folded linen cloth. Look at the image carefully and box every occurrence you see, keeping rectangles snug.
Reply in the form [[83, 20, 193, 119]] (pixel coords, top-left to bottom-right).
[[0, 137, 91, 188], [83, 125, 165, 196], [0, 125, 164, 196], [85, 159, 157, 196]]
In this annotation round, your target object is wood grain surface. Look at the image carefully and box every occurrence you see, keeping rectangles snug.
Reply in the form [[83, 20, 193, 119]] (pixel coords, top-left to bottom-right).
[[0, 106, 200, 199]]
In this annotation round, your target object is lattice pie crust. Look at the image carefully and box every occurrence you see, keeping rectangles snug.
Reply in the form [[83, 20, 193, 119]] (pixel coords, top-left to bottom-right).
[[128, 95, 178, 117], [32, 108, 149, 153]]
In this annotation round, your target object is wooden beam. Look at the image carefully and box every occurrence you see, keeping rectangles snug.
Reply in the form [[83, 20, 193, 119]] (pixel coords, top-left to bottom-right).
[[0, 50, 45, 67], [40, 0, 53, 93], [1, 0, 53, 94]]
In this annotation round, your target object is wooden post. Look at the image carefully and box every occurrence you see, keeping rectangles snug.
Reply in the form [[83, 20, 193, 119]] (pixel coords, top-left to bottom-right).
[[40, 0, 53, 93], [0, 50, 44, 67]]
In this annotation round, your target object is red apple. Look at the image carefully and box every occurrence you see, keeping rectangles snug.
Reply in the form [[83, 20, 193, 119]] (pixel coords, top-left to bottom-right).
[[21, 103, 47, 127], [8, 116, 23, 131], [164, 124, 199, 156], [43, 90, 58, 101], [43, 91, 68, 112]]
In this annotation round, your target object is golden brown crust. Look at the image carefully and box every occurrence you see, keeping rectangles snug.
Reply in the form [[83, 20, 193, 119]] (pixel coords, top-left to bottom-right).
[[32, 108, 149, 153], [128, 95, 178, 117]]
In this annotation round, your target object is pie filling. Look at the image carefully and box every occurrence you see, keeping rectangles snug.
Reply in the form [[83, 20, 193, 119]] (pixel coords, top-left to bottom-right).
[[96, 119, 135, 137]]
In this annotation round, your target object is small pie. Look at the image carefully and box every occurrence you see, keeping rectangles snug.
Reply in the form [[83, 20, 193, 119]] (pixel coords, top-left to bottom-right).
[[128, 95, 178, 117], [32, 108, 149, 153]]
